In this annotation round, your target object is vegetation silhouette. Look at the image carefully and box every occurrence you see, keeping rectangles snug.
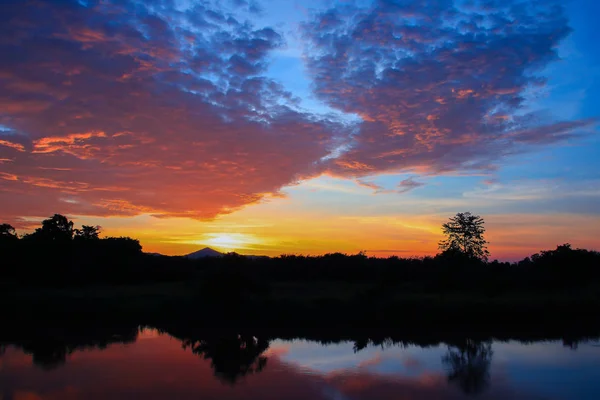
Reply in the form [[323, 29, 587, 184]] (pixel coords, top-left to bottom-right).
[[26, 214, 75, 242], [179, 333, 270, 384], [0, 223, 18, 240], [1, 212, 600, 329], [439, 212, 489, 261], [0, 323, 139, 370], [2, 214, 144, 285], [443, 340, 493, 395], [75, 225, 101, 240]]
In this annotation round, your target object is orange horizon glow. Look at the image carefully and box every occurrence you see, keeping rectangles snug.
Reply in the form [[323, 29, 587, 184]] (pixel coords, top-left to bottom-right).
[[8, 173, 600, 262], [1, 1, 599, 262], [57, 184, 600, 262]]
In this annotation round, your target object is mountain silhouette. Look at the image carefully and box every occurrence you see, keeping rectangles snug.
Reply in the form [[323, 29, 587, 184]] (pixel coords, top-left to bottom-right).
[[185, 247, 224, 259]]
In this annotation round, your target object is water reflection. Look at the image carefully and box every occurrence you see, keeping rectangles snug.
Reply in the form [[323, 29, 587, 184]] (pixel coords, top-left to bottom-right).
[[443, 340, 493, 395], [1, 325, 600, 399], [180, 334, 269, 384], [1, 325, 139, 370]]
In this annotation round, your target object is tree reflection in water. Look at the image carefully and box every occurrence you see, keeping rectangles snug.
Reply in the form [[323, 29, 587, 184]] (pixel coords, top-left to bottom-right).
[[181, 334, 270, 385], [7, 322, 600, 394], [442, 339, 493, 395], [0, 324, 271, 385], [0, 326, 139, 370]]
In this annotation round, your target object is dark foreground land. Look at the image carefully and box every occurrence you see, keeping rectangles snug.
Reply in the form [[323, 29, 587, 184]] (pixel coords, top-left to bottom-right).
[[3, 214, 600, 331], [2, 236, 600, 333], [3, 240, 600, 399], [6, 262, 599, 397]]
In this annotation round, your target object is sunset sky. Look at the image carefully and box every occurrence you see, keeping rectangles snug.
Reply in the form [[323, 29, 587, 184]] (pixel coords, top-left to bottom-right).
[[1, 0, 598, 260]]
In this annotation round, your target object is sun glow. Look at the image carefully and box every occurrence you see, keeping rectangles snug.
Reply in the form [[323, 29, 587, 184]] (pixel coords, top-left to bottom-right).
[[200, 233, 266, 251]]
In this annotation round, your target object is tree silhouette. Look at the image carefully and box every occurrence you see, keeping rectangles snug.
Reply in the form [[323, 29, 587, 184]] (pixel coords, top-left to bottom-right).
[[439, 212, 489, 261], [442, 340, 493, 395], [182, 334, 269, 385], [3, 326, 139, 370], [31, 214, 74, 241], [0, 223, 17, 240], [75, 225, 101, 240]]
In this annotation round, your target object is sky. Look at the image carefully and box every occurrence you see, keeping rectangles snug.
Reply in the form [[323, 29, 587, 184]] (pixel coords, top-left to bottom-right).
[[0, 0, 598, 260]]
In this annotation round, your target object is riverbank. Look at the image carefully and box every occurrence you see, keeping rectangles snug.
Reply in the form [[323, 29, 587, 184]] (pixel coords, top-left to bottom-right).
[[2, 281, 599, 336]]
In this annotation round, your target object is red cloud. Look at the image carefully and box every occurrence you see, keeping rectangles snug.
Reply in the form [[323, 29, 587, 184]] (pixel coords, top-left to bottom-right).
[[0, 139, 26, 152], [0, 0, 598, 224], [0, 0, 338, 221]]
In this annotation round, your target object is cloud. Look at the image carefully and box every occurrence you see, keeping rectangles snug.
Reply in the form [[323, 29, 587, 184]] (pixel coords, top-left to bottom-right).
[[461, 178, 600, 215], [0, 0, 342, 221], [302, 0, 598, 178], [354, 179, 396, 194], [32, 131, 108, 157], [0, 139, 26, 152], [0, 0, 597, 223], [397, 178, 425, 194], [229, 0, 263, 14]]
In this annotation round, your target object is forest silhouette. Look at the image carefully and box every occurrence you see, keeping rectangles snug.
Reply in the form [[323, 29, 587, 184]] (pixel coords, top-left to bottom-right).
[[2, 213, 600, 330]]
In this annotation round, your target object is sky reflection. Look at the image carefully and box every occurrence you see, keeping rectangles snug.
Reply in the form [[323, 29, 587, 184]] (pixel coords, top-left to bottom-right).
[[2, 330, 600, 399]]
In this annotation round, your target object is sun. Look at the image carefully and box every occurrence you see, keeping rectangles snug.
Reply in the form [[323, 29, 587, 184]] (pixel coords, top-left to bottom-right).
[[203, 233, 263, 251]]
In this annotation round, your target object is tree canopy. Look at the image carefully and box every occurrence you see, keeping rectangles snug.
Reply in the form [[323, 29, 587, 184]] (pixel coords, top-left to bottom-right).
[[75, 225, 101, 240], [0, 223, 17, 240], [29, 214, 75, 242], [439, 212, 489, 261]]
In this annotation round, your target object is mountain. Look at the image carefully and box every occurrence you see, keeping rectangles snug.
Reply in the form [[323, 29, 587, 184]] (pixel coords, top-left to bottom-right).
[[185, 247, 224, 259]]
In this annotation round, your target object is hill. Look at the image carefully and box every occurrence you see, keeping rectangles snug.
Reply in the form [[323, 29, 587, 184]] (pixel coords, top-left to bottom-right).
[[185, 247, 224, 259]]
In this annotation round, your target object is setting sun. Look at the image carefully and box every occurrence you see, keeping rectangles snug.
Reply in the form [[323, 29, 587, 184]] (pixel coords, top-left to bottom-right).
[[203, 233, 264, 251], [166, 232, 270, 253]]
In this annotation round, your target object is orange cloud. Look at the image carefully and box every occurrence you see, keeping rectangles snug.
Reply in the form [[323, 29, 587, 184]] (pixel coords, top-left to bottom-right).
[[0, 172, 19, 181], [32, 131, 107, 158], [0, 139, 25, 152], [0, 1, 332, 221]]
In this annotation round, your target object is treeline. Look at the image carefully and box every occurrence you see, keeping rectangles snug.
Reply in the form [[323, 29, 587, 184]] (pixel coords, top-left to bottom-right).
[[1, 214, 600, 293], [1, 214, 145, 285], [195, 244, 600, 296]]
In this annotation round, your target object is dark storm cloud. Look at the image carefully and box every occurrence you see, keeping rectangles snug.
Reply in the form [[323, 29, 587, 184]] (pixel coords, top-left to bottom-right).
[[302, 0, 598, 177]]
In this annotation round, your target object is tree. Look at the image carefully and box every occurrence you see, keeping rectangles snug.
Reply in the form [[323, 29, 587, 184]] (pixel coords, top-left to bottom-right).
[[439, 212, 489, 261], [75, 225, 101, 240], [32, 214, 74, 241], [0, 223, 18, 240]]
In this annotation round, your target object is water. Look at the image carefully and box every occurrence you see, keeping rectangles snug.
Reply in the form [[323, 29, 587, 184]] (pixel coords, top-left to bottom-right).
[[2, 328, 600, 399]]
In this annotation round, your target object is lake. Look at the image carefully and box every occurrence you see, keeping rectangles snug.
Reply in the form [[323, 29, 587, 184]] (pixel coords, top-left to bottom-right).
[[2, 327, 600, 399]]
